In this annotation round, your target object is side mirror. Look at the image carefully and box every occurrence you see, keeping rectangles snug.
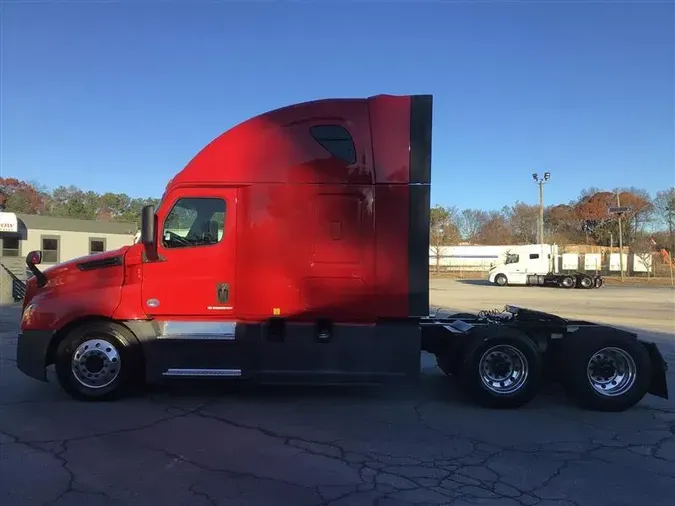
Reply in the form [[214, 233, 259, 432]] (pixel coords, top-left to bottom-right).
[[140, 205, 159, 261], [26, 250, 47, 287], [26, 250, 42, 266], [140, 205, 156, 246]]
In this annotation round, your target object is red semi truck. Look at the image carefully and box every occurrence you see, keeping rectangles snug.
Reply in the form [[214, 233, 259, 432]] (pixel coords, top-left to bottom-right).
[[17, 94, 668, 411]]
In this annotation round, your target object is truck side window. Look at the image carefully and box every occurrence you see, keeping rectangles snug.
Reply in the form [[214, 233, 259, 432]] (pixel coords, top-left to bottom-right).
[[162, 197, 226, 249], [529, 254, 539, 259], [310, 125, 357, 165], [505, 253, 519, 264]]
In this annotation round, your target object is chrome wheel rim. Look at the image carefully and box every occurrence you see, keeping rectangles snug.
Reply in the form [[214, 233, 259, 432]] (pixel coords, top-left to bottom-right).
[[586, 347, 636, 397], [71, 338, 121, 389], [479, 344, 529, 395], [581, 277, 592, 288]]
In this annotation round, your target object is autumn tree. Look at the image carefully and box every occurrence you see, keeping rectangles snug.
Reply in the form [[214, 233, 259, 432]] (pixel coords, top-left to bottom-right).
[[474, 211, 512, 245], [0, 178, 45, 214], [616, 187, 653, 237], [544, 204, 583, 249], [572, 188, 652, 246]]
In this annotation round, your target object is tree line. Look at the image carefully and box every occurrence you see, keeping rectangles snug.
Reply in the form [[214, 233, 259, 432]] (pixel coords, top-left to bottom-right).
[[432, 186, 674, 252], [0, 178, 160, 224], [1, 177, 673, 252]]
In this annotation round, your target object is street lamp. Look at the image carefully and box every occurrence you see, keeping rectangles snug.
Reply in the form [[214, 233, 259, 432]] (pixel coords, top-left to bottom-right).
[[532, 172, 551, 244]]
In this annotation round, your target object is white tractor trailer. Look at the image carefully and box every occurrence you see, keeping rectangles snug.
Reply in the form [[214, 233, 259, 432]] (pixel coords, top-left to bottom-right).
[[487, 244, 604, 289]]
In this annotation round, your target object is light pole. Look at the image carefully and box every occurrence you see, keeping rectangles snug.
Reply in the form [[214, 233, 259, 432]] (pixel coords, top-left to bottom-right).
[[532, 172, 551, 244], [609, 195, 632, 283]]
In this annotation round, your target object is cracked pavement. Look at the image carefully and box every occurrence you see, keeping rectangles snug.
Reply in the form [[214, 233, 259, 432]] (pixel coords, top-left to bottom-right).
[[1, 286, 674, 506]]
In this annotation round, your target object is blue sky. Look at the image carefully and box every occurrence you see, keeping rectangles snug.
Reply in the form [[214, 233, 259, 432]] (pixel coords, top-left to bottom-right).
[[1, 0, 673, 212]]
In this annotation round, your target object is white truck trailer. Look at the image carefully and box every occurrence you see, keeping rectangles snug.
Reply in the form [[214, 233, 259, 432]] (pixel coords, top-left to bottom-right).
[[487, 244, 604, 289]]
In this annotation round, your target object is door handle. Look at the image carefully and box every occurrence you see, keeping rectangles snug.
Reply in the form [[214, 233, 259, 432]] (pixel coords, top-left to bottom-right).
[[216, 283, 229, 303]]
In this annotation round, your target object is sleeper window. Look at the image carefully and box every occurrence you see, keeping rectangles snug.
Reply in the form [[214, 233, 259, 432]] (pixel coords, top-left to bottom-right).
[[310, 125, 357, 165]]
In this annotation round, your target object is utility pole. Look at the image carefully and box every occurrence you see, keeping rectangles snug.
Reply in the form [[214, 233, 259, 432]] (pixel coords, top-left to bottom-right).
[[609, 194, 631, 284], [616, 192, 624, 282], [532, 172, 551, 244]]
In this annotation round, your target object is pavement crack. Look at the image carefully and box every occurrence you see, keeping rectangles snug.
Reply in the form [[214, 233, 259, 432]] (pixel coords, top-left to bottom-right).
[[188, 483, 218, 506]]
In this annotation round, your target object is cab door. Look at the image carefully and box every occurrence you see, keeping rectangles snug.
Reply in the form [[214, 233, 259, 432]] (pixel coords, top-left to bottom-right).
[[142, 187, 237, 318]]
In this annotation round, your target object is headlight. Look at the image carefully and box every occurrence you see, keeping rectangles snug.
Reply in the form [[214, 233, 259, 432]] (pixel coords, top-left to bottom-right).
[[21, 302, 37, 327]]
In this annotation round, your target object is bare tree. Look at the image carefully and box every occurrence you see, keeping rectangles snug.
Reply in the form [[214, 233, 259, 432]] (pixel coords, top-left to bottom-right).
[[475, 211, 512, 245], [458, 209, 488, 243], [653, 187, 675, 252], [503, 202, 538, 244], [631, 235, 655, 278], [430, 205, 461, 272]]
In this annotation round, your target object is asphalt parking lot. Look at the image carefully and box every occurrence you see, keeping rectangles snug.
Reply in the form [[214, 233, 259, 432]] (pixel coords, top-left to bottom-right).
[[1, 281, 674, 506]]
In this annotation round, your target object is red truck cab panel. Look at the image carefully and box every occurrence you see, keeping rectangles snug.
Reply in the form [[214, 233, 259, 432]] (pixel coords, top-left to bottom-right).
[[143, 94, 432, 322]]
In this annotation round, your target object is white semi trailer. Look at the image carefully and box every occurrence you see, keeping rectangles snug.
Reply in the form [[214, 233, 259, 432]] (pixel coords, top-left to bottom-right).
[[487, 244, 604, 289]]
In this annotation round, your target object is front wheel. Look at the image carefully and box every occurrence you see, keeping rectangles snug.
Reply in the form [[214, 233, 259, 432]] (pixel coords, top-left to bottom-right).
[[459, 329, 542, 409], [560, 334, 652, 412], [55, 321, 144, 401], [494, 274, 508, 287]]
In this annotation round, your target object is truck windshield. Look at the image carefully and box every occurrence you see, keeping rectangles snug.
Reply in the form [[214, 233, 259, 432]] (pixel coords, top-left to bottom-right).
[[162, 197, 226, 248]]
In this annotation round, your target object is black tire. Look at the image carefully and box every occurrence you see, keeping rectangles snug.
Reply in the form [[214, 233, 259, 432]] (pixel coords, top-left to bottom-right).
[[579, 275, 593, 289], [447, 312, 478, 319], [494, 274, 508, 287], [560, 334, 652, 412], [560, 276, 575, 289], [436, 353, 456, 377], [432, 310, 477, 319], [458, 328, 542, 409], [55, 320, 144, 401]]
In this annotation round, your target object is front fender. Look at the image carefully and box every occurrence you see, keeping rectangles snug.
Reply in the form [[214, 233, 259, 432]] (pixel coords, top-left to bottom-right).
[[21, 284, 123, 332]]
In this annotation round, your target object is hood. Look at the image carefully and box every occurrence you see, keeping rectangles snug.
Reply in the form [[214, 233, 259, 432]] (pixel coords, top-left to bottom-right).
[[24, 246, 131, 308], [42, 246, 131, 276], [37, 247, 131, 289]]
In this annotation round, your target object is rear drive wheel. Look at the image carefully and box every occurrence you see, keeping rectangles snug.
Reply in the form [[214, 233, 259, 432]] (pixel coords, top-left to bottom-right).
[[494, 274, 508, 287], [459, 329, 542, 409], [560, 276, 575, 289], [55, 321, 144, 401], [579, 275, 593, 289], [560, 334, 651, 412]]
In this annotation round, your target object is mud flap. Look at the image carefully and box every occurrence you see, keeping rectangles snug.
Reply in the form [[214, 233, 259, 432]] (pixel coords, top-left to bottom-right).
[[640, 340, 669, 399]]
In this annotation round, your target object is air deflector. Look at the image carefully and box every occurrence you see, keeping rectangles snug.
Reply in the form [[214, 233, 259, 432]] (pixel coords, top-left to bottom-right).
[[408, 94, 433, 317]]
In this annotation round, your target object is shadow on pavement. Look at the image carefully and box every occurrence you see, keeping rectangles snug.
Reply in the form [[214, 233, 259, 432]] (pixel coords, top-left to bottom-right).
[[453, 279, 492, 286]]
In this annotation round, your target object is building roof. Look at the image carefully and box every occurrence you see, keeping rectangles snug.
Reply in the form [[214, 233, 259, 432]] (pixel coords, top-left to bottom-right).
[[16, 213, 138, 235]]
